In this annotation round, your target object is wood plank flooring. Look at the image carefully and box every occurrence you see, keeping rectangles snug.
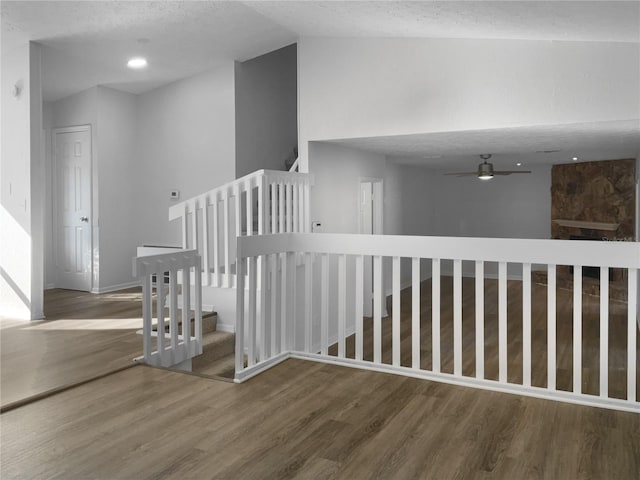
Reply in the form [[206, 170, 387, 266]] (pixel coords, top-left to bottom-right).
[[2, 360, 639, 479], [1, 280, 638, 478], [0, 288, 143, 409], [330, 277, 639, 401]]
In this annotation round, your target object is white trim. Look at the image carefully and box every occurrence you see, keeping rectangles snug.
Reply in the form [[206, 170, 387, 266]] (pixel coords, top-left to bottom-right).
[[91, 280, 139, 294], [215, 322, 235, 333], [290, 352, 640, 414], [234, 351, 290, 383]]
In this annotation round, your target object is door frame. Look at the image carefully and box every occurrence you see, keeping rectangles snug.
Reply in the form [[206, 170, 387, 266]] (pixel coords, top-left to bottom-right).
[[52, 125, 94, 291], [358, 178, 385, 317], [357, 177, 383, 235]]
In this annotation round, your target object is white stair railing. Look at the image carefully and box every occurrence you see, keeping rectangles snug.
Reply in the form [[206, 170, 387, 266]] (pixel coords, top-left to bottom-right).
[[134, 250, 203, 368], [236, 233, 639, 413], [168, 169, 312, 289]]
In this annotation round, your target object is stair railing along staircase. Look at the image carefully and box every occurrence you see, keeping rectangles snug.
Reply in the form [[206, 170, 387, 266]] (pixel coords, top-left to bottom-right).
[[134, 249, 202, 368], [168, 168, 313, 289], [135, 166, 312, 369]]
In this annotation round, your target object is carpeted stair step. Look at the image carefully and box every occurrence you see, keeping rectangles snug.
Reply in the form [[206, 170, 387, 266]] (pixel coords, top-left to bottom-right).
[[192, 330, 235, 370]]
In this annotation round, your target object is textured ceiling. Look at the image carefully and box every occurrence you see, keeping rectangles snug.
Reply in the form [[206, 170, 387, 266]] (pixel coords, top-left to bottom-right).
[[2, 1, 639, 101], [247, 1, 640, 43], [1, 1, 297, 100], [326, 120, 640, 169]]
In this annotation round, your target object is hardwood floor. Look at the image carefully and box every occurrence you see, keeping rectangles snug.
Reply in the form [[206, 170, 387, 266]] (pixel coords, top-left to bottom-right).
[[0, 288, 143, 409], [331, 277, 639, 401], [2, 360, 639, 479], [1, 281, 638, 479]]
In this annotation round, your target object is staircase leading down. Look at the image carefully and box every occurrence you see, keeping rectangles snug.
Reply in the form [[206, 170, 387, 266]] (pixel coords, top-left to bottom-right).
[[149, 309, 238, 379], [170, 168, 312, 359], [136, 168, 313, 375]]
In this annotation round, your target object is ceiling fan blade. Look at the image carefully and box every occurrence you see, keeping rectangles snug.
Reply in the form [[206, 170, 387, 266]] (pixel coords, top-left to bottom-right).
[[493, 170, 532, 175], [443, 172, 477, 176]]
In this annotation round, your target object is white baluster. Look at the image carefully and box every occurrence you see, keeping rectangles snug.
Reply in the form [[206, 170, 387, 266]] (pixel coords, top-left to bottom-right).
[[321, 253, 329, 355], [192, 199, 199, 261], [246, 181, 253, 237], [235, 255, 245, 374], [286, 251, 296, 351], [270, 183, 277, 234], [627, 268, 637, 402], [600, 266, 609, 398], [157, 266, 166, 365], [169, 267, 178, 363], [373, 255, 382, 364], [432, 258, 440, 373], [547, 264, 557, 391], [453, 259, 462, 376], [258, 175, 265, 235], [286, 183, 293, 233], [498, 262, 507, 383], [270, 253, 277, 356], [183, 265, 191, 357], [573, 265, 582, 393], [304, 252, 313, 352], [278, 183, 285, 233], [233, 185, 241, 288], [523, 263, 532, 387], [280, 253, 287, 352], [338, 254, 346, 359], [413, 257, 421, 370], [475, 260, 484, 380], [259, 254, 267, 361], [355, 255, 364, 361], [293, 181, 299, 233], [223, 191, 230, 287], [194, 255, 202, 354], [392, 256, 401, 367], [142, 271, 152, 363], [202, 198, 210, 286], [212, 193, 220, 287], [248, 256, 257, 367]]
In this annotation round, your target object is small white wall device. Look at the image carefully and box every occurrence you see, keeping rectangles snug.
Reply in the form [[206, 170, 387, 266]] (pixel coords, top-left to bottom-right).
[[170, 190, 180, 200]]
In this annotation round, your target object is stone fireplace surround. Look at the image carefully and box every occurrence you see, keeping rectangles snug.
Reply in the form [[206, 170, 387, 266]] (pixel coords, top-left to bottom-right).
[[533, 158, 636, 301]]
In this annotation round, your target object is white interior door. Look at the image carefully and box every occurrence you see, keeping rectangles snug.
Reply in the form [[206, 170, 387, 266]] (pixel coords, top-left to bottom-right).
[[54, 127, 92, 291]]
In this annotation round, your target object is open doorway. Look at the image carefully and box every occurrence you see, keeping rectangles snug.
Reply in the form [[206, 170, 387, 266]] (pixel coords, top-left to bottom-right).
[[358, 178, 383, 317]]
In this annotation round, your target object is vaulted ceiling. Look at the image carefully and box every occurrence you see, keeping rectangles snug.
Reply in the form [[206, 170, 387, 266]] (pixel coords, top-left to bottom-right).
[[3, 1, 639, 102], [2, 1, 639, 167]]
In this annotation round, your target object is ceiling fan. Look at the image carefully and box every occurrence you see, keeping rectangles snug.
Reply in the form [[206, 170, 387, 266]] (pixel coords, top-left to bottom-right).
[[444, 154, 531, 180]]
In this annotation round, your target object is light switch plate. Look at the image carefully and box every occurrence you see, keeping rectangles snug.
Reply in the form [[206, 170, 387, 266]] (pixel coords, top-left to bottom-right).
[[170, 190, 180, 200]]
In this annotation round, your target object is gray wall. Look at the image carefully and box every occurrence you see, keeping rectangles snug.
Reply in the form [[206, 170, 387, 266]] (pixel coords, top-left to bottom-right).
[[235, 44, 297, 177]]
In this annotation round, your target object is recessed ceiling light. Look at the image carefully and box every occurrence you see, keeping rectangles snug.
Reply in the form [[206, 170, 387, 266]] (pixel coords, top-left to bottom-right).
[[127, 57, 148, 69], [516, 162, 522, 166], [572, 156, 578, 161]]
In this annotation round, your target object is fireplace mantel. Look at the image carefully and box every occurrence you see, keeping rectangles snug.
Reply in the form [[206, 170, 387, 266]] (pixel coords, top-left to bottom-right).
[[552, 219, 620, 231]]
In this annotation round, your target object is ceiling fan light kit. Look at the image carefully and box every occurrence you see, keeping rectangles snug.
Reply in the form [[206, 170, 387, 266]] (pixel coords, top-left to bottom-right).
[[444, 154, 532, 179], [478, 161, 494, 180]]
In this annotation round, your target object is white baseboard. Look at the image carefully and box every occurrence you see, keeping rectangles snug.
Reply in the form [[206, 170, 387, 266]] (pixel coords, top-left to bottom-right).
[[91, 280, 140, 294], [216, 322, 235, 333]]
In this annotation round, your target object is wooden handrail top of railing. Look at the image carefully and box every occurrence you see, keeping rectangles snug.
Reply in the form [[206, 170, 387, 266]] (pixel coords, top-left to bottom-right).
[[168, 169, 313, 220], [133, 249, 200, 277], [237, 233, 640, 269]]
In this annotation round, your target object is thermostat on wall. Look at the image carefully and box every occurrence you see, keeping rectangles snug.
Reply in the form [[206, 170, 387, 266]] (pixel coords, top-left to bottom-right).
[[170, 190, 180, 200]]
